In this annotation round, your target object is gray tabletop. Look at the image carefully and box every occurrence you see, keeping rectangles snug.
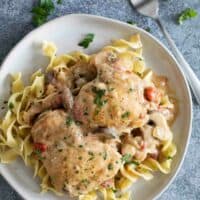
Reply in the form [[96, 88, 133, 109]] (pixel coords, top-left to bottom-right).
[[0, 0, 200, 199]]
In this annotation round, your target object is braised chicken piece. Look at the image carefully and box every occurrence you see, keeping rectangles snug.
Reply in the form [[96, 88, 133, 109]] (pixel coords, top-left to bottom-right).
[[31, 110, 121, 196], [0, 35, 177, 199], [45, 67, 73, 92], [45, 60, 97, 95], [23, 87, 73, 124], [70, 60, 97, 94], [73, 50, 149, 132]]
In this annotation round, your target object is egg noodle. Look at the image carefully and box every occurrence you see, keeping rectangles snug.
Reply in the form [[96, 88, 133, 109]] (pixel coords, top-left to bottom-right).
[[0, 34, 176, 200]]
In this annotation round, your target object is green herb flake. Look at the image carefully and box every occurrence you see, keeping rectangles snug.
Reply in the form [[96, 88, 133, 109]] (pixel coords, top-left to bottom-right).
[[31, 0, 55, 27], [167, 156, 173, 160], [94, 108, 100, 116], [121, 111, 130, 119], [78, 156, 82, 160], [128, 88, 133, 93], [112, 188, 117, 193], [88, 151, 94, 156], [131, 160, 140, 166], [8, 102, 14, 110], [178, 8, 198, 25], [92, 87, 107, 108], [108, 163, 113, 170], [78, 33, 95, 48], [127, 20, 136, 25], [121, 154, 132, 163], [102, 151, 107, 160], [88, 151, 95, 161], [145, 27, 151, 32], [34, 149, 44, 160], [66, 116, 73, 126], [138, 57, 143, 61], [81, 179, 89, 185], [57, 0, 62, 4], [78, 145, 83, 148]]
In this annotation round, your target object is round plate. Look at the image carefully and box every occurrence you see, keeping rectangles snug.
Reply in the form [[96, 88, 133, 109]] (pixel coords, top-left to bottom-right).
[[0, 14, 192, 200]]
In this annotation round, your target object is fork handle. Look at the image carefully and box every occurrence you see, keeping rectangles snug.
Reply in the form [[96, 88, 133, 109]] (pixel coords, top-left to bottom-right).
[[156, 18, 200, 104]]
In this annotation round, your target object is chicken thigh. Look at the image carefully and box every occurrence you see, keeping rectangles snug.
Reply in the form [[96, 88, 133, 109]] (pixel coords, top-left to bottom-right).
[[31, 110, 121, 196]]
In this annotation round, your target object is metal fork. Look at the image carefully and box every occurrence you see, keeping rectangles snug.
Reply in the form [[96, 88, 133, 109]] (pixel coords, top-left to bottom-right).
[[130, 0, 200, 104]]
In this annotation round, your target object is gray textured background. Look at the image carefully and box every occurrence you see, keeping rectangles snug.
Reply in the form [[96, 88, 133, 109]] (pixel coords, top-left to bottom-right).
[[0, 0, 200, 199]]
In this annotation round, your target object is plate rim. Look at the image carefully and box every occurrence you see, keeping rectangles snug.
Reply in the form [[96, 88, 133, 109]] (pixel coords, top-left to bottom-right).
[[0, 13, 193, 200]]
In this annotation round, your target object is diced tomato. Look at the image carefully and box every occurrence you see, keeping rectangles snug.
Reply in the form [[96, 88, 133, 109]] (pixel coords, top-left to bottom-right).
[[144, 87, 157, 101], [33, 143, 47, 152]]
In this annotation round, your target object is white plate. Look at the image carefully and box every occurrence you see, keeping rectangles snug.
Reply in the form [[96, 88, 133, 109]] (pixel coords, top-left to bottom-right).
[[0, 14, 192, 200]]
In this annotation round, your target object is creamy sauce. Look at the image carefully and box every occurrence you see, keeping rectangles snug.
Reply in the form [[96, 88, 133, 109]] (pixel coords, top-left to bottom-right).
[[31, 110, 121, 195], [28, 49, 177, 197]]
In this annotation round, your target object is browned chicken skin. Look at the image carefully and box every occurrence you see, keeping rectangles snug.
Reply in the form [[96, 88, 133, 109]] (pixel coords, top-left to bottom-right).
[[73, 50, 148, 132], [23, 87, 73, 124], [31, 110, 121, 196], [27, 47, 175, 197]]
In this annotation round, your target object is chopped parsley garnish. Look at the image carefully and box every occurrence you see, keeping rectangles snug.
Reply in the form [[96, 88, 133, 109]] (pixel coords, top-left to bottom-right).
[[112, 188, 117, 193], [145, 27, 151, 32], [32, 0, 55, 27], [66, 116, 73, 126], [128, 88, 133, 93], [121, 154, 132, 163], [102, 151, 107, 160], [8, 102, 14, 110], [57, 0, 62, 4], [81, 179, 89, 185], [178, 8, 198, 25], [88, 156, 95, 161], [108, 163, 113, 170], [88, 151, 94, 156], [34, 149, 44, 160], [130, 160, 140, 166], [79, 145, 83, 148], [94, 109, 100, 116], [167, 156, 173, 160], [78, 156, 82, 160], [78, 33, 95, 48], [121, 154, 139, 165], [34, 149, 41, 156], [92, 87, 107, 108], [88, 151, 95, 160], [127, 20, 136, 25], [121, 111, 130, 119]]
